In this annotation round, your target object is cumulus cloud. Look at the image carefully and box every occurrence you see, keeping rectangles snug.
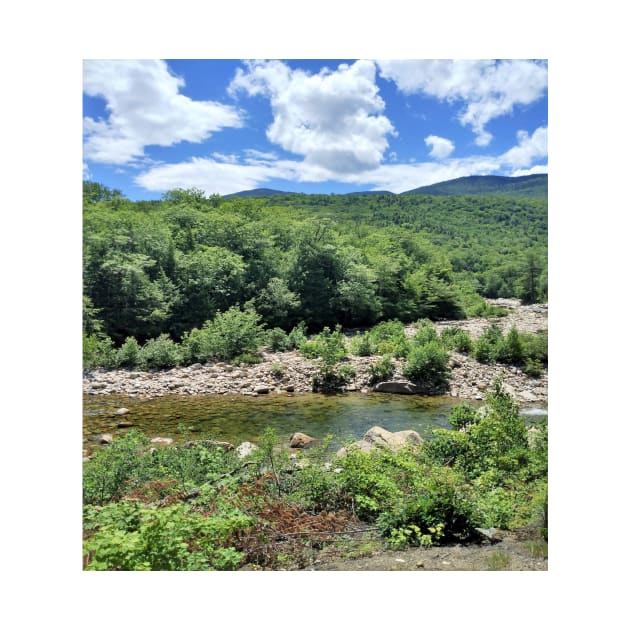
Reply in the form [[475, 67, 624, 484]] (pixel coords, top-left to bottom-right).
[[500, 127, 548, 168], [424, 135, 455, 159], [83, 60, 243, 164], [510, 164, 548, 177], [135, 126, 547, 195], [378, 59, 547, 146], [229, 59, 395, 173]]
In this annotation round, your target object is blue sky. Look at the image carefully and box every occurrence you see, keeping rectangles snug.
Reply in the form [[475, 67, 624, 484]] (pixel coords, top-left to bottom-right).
[[83, 59, 548, 199]]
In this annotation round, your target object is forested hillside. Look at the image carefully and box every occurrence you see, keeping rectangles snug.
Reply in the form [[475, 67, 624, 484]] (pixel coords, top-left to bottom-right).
[[83, 182, 547, 348], [401, 174, 547, 197]]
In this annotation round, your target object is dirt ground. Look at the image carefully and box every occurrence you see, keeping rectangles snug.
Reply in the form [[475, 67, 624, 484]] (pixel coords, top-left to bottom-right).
[[304, 528, 548, 571]]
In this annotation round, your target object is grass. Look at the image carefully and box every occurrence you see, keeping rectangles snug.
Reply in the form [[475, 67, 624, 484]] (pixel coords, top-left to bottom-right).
[[486, 551, 511, 570]]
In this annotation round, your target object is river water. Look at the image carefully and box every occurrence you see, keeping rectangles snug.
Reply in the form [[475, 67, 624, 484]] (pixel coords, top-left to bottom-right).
[[83, 392, 547, 452]]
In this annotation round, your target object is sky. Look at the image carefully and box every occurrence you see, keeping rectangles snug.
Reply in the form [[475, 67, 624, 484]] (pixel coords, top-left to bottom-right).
[[82, 59, 548, 199]]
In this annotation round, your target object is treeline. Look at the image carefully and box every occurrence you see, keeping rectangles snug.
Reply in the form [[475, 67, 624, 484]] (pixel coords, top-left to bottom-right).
[[83, 182, 547, 350]]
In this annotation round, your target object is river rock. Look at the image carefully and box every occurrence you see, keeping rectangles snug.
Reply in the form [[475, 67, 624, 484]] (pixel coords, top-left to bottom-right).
[[117, 420, 134, 428], [373, 381, 419, 394], [150, 437, 173, 445], [364, 426, 423, 450], [115, 407, 130, 415], [289, 432, 316, 448], [99, 433, 113, 444], [236, 441, 258, 459], [254, 385, 270, 394]]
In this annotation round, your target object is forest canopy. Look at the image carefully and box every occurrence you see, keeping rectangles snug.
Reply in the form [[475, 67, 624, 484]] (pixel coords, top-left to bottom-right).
[[83, 182, 547, 346]]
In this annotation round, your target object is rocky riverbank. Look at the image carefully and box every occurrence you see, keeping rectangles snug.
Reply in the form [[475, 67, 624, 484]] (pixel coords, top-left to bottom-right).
[[83, 300, 547, 405]]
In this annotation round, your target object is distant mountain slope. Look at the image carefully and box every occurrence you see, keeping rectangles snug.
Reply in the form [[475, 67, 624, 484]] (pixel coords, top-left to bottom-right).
[[223, 188, 291, 198], [401, 174, 547, 198]]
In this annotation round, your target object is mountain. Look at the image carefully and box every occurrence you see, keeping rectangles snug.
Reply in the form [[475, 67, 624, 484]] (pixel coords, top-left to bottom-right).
[[222, 188, 292, 198], [401, 174, 547, 198], [343, 190, 394, 196]]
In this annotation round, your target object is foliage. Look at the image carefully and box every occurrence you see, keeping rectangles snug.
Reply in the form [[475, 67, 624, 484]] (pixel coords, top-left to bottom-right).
[[402, 340, 450, 388], [181, 306, 266, 363], [84, 185, 546, 348], [473, 325, 547, 370], [440, 327, 473, 353], [83, 333, 116, 369], [83, 501, 250, 570], [299, 325, 347, 363], [265, 327, 292, 352], [116, 336, 141, 368], [138, 333, 182, 369], [368, 355, 395, 385], [349, 331, 375, 357]]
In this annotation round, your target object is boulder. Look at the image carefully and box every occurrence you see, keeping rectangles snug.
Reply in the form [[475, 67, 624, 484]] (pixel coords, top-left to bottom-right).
[[336, 426, 422, 458], [289, 432, 316, 449], [115, 407, 130, 415], [373, 381, 420, 394], [150, 437, 173, 445], [116, 420, 134, 428], [364, 426, 422, 450], [236, 441, 258, 459], [254, 385, 270, 394]]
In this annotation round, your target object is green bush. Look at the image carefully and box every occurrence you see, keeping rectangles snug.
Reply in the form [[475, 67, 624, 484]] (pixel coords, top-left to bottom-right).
[[368, 320, 409, 356], [287, 321, 308, 349], [368, 355, 395, 385], [440, 327, 473, 353], [83, 501, 251, 571], [83, 333, 116, 369], [447, 402, 480, 431], [403, 340, 450, 388], [83, 431, 150, 505], [299, 325, 347, 364], [266, 327, 292, 352], [349, 331, 375, 356], [116, 336, 141, 368], [181, 306, 266, 363], [138, 333, 182, 369]]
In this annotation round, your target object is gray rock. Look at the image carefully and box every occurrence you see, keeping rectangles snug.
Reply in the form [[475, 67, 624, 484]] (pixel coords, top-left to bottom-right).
[[373, 381, 419, 394], [254, 385, 270, 394], [150, 437, 173, 445], [116, 420, 134, 428], [115, 407, 130, 415], [236, 441, 258, 459]]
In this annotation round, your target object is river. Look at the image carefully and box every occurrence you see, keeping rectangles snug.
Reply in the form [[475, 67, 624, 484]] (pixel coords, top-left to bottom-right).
[[83, 392, 547, 452]]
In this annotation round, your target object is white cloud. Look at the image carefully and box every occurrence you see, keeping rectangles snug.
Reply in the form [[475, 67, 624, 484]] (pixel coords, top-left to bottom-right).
[[229, 59, 395, 173], [378, 59, 547, 146], [82, 162, 91, 180], [424, 134, 455, 159], [500, 127, 548, 168], [135, 126, 547, 195], [510, 164, 548, 177], [83, 60, 242, 164]]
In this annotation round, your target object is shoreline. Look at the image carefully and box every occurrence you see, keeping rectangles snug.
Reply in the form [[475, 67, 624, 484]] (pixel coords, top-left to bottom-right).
[[83, 301, 548, 405]]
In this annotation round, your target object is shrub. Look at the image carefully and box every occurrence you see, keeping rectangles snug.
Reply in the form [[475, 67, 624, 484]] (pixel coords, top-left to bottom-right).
[[403, 340, 450, 388], [473, 324, 504, 363], [83, 333, 116, 369], [368, 320, 408, 356], [287, 321, 308, 349], [412, 319, 439, 345], [447, 402, 480, 431], [266, 327, 292, 352], [83, 501, 251, 571], [181, 306, 266, 363], [349, 331, 375, 356], [368, 355, 395, 385], [270, 363, 286, 378], [138, 334, 182, 369], [83, 430, 150, 505], [440, 327, 473, 353], [116, 336, 141, 368], [496, 326, 525, 364], [299, 325, 347, 364]]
